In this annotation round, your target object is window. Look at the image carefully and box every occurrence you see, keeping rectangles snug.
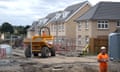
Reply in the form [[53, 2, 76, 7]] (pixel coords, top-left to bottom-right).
[[62, 23, 64, 31], [85, 36, 89, 44], [55, 13, 61, 20], [38, 19, 42, 25], [58, 24, 61, 32], [54, 24, 57, 32], [78, 35, 81, 45], [85, 20, 89, 29], [43, 19, 48, 24], [97, 20, 109, 29], [62, 11, 70, 18], [117, 20, 120, 27], [51, 24, 54, 32], [78, 22, 81, 31]]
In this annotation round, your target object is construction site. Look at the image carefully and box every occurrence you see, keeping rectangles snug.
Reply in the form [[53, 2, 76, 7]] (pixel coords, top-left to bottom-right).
[[0, 26, 120, 72], [0, 47, 119, 72], [0, 1, 120, 72]]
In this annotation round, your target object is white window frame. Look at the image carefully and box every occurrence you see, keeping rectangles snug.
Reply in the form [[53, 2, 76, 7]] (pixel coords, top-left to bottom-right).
[[54, 24, 57, 32], [116, 20, 120, 27], [85, 20, 89, 29], [51, 24, 54, 32], [50, 24, 52, 32], [58, 24, 61, 32], [78, 35, 82, 45], [55, 13, 61, 20], [62, 23, 64, 31], [97, 20, 109, 29], [43, 19, 47, 24], [85, 36, 89, 44], [62, 11, 70, 18], [78, 22, 81, 31]]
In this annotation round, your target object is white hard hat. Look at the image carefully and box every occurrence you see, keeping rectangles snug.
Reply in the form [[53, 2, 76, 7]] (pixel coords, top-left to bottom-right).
[[101, 46, 106, 49], [48, 41, 53, 44]]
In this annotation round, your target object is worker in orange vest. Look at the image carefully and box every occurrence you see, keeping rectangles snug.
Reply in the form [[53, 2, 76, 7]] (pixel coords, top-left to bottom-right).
[[97, 46, 109, 72], [42, 31, 46, 36]]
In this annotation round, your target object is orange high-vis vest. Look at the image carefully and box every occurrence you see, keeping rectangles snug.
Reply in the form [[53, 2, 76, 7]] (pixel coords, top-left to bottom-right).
[[42, 32, 46, 36], [97, 53, 109, 72]]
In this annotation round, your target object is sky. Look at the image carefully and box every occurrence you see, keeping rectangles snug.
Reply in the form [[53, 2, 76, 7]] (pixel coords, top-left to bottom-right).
[[0, 0, 120, 26]]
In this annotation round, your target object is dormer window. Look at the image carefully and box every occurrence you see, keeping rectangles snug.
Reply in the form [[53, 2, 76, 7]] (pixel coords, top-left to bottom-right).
[[43, 19, 48, 24], [38, 20, 42, 25], [38, 18, 49, 25], [55, 13, 61, 20], [62, 11, 70, 18]]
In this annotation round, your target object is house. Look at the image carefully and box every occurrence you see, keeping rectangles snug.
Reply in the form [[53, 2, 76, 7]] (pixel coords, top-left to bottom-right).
[[27, 21, 39, 38], [76, 2, 120, 54], [26, 11, 59, 38], [45, 11, 63, 38], [46, 1, 91, 41]]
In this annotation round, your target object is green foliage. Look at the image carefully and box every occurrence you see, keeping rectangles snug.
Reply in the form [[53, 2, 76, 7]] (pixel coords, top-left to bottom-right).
[[0, 22, 31, 36], [24, 25, 30, 34], [15, 26, 25, 34], [13, 25, 30, 35], [0, 22, 14, 34]]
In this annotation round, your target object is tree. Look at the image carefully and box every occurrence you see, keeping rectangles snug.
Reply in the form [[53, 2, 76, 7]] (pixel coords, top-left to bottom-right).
[[1, 22, 14, 34], [13, 25, 30, 35], [17, 26, 25, 34], [24, 25, 30, 35]]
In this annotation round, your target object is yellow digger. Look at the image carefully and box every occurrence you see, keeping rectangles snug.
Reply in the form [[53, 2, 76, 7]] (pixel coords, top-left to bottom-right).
[[23, 26, 55, 58]]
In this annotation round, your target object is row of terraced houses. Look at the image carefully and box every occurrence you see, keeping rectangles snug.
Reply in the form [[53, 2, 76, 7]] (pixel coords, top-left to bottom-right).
[[27, 1, 120, 54]]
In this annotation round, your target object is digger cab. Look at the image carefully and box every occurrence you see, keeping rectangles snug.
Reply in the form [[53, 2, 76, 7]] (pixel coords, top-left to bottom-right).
[[32, 26, 53, 40]]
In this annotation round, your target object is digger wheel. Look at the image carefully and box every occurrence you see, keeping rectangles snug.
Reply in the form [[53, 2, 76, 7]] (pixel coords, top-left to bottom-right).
[[24, 45, 32, 58], [50, 48, 56, 56], [41, 47, 50, 58]]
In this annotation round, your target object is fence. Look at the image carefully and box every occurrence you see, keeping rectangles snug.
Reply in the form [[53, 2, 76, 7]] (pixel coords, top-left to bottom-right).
[[53, 37, 108, 56], [0, 48, 6, 58], [53, 38, 82, 56], [0, 38, 23, 48], [89, 38, 108, 55]]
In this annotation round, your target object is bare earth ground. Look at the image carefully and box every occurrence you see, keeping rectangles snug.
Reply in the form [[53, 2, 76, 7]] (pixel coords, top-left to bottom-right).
[[0, 48, 119, 72]]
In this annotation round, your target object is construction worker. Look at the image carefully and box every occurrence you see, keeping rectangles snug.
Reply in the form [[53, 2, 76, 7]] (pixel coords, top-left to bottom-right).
[[42, 31, 46, 36], [97, 46, 109, 72]]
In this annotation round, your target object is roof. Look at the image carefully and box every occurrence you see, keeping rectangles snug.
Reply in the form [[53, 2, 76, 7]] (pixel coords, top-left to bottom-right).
[[37, 11, 63, 26], [64, 1, 87, 13], [28, 21, 38, 31], [46, 12, 58, 19], [50, 1, 88, 23], [45, 11, 63, 23], [77, 2, 120, 21]]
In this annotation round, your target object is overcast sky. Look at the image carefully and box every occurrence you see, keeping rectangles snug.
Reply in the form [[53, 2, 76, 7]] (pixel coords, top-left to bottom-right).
[[0, 0, 120, 26]]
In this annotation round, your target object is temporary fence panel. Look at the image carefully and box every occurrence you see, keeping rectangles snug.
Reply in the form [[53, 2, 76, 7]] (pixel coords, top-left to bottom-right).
[[54, 38, 76, 56], [109, 33, 120, 61], [0, 48, 6, 58]]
